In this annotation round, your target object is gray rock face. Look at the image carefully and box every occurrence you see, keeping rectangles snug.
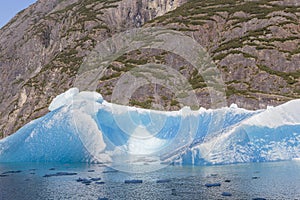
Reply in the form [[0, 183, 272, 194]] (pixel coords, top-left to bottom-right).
[[0, 0, 299, 138], [144, 0, 300, 107]]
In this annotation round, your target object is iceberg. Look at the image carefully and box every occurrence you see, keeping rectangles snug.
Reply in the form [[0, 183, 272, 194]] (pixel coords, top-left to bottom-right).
[[0, 88, 299, 169]]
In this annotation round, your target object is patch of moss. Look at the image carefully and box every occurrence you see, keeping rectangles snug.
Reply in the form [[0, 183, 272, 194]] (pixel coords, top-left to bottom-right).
[[257, 65, 300, 85], [170, 99, 180, 106], [226, 85, 248, 97], [213, 50, 257, 61], [126, 59, 148, 65], [188, 69, 208, 89], [130, 99, 152, 109], [100, 72, 122, 81]]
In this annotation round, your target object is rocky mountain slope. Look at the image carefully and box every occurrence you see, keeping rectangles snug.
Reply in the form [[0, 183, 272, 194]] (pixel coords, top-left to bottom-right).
[[0, 0, 299, 138]]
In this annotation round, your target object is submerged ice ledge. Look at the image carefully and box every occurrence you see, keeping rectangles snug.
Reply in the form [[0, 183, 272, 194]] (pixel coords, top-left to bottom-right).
[[0, 88, 299, 166]]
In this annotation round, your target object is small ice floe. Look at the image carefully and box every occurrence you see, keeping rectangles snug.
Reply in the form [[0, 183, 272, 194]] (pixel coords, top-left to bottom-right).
[[156, 179, 171, 183], [43, 172, 77, 177], [124, 179, 143, 184], [77, 177, 104, 185], [95, 181, 105, 185], [205, 183, 221, 187], [102, 169, 118, 173], [2, 170, 22, 174], [90, 177, 101, 181], [171, 189, 177, 196], [76, 178, 92, 185], [82, 179, 92, 185], [76, 178, 85, 182], [222, 192, 232, 197]]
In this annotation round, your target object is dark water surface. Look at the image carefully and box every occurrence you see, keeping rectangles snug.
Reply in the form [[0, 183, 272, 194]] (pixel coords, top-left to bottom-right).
[[0, 161, 300, 200]]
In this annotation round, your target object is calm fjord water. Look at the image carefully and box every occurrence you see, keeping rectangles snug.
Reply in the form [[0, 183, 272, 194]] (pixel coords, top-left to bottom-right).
[[0, 161, 300, 200]]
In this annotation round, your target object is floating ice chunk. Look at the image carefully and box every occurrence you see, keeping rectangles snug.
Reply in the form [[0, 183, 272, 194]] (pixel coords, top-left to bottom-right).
[[205, 183, 221, 187], [43, 172, 77, 177], [171, 189, 177, 196], [95, 181, 105, 185], [124, 179, 143, 184], [156, 179, 171, 183], [222, 192, 232, 196], [102, 169, 119, 173], [76, 178, 85, 182], [90, 177, 101, 181], [2, 170, 22, 174]]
